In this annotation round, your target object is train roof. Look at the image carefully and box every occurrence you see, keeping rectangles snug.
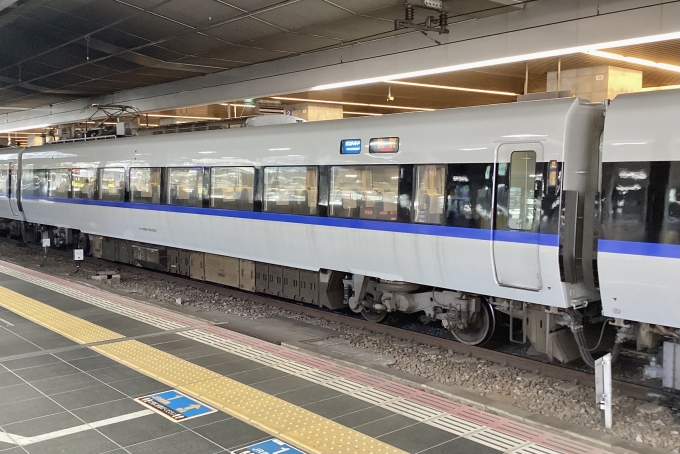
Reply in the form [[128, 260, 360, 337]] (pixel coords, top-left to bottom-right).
[[21, 97, 599, 168]]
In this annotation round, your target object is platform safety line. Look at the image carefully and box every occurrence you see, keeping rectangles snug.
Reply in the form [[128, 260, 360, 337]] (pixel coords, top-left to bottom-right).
[[0, 263, 188, 330], [0, 286, 124, 344], [0, 289, 407, 454]]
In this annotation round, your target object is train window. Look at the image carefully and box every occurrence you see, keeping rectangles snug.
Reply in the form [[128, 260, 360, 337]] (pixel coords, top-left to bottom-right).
[[413, 165, 446, 224], [168, 168, 204, 208], [263, 166, 318, 215], [21, 168, 48, 198], [507, 151, 537, 231], [130, 167, 161, 204], [210, 167, 254, 211], [601, 162, 650, 243], [98, 168, 125, 202], [446, 164, 494, 229], [48, 169, 70, 198], [71, 169, 96, 200], [662, 162, 680, 245], [0, 164, 7, 197], [329, 165, 399, 220]]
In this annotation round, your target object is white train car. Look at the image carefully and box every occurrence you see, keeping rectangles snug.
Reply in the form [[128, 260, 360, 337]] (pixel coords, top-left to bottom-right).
[[599, 90, 680, 345], [0, 152, 23, 230], [11, 97, 604, 349]]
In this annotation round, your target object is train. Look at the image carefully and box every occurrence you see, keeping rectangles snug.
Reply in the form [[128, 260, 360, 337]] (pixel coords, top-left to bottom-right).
[[0, 89, 677, 374]]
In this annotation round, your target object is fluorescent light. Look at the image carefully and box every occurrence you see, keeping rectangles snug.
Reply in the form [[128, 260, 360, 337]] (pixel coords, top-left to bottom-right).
[[270, 97, 433, 112], [389, 81, 518, 96], [343, 111, 383, 116], [0, 123, 53, 134], [641, 84, 680, 91], [145, 114, 222, 120], [311, 31, 680, 91], [220, 103, 257, 108], [584, 50, 680, 72]]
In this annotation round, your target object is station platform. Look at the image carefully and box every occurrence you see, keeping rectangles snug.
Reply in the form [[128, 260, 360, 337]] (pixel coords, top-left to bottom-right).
[[0, 260, 613, 454]]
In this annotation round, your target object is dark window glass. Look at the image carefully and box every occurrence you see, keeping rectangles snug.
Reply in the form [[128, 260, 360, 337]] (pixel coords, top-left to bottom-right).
[[98, 168, 125, 201], [601, 162, 650, 243], [72, 169, 97, 200], [168, 168, 204, 208], [662, 162, 680, 245], [329, 165, 399, 220], [539, 162, 562, 235], [210, 167, 255, 211], [21, 168, 48, 198], [445, 163, 494, 229], [130, 168, 161, 204], [263, 166, 318, 215]]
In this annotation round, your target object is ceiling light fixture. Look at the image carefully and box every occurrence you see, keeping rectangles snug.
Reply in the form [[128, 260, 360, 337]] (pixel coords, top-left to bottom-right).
[[270, 97, 433, 111], [584, 50, 680, 72], [220, 103, 258, 108], [0, 123, 53, 134], [388, 81, 518, 96], [145, 114, 222, 120], [311, 31, 680, 91], [343, 111, 384, 116]]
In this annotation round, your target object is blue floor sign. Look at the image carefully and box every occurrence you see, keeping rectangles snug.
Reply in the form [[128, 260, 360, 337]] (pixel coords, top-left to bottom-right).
[[232, 438, 305, 454], [136, 390, 216, 422]]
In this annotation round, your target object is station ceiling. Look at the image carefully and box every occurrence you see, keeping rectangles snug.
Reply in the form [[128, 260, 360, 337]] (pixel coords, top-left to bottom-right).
[[2, 0, 680, 142], [0, 0, 521, 113]]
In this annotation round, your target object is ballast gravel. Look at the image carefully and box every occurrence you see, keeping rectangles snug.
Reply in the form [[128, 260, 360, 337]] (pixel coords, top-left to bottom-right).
[[1, 242, 679, 453]]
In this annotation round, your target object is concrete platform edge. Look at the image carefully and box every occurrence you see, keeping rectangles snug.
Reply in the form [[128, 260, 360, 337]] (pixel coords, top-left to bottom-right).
[[283, 341, 668, 454]]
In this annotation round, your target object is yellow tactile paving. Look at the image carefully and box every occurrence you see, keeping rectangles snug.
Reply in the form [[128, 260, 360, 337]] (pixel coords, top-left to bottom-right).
[[0, 287, 123, 344], [0, 285, 407, 454]]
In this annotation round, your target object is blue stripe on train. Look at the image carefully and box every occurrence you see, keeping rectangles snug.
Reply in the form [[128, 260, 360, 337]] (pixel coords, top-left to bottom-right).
[[598, 239, 680, 259], [22, 196, 560, 246]]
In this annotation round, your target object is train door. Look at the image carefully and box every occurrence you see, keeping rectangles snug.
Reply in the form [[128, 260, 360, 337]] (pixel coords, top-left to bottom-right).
[[492, 143, 543, 290]]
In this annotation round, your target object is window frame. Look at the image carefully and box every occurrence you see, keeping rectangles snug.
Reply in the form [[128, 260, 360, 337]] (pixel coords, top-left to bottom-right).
[[129, 167, 162, 205], [328, 164, 400, 221], [412, 164, 447, 225], [166, 167, 206, 208], [209, 166, 256, 212], [97, 167, 126, 202], [21, 168, 49, 199], [71, 168, 98, 200], [47, 168, 71, 199], [262, 165, 319, 216]]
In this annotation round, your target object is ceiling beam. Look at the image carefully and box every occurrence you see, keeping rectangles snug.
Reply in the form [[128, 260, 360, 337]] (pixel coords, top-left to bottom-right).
[[1, 0, 679, 132], [0, 0, 20, 12]]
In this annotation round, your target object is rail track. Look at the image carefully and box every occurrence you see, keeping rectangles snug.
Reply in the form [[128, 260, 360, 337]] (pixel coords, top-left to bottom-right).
[[1, 236, 675, 405]]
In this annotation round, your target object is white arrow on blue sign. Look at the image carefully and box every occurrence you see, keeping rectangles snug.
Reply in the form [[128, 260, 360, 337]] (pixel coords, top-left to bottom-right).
[[232, 438, 305, 454]]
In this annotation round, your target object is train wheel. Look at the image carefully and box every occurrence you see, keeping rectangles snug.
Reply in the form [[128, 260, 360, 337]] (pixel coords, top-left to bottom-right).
[[361, 308, 388, 323], [360, 295, 388, 323], [450, 298, 495, 346]]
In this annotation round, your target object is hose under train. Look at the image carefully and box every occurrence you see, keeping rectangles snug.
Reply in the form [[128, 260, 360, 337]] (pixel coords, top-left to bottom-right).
[[568, 310, 620, 368]]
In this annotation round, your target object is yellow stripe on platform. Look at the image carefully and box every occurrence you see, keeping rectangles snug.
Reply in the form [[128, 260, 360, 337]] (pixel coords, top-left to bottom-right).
[[0, 287, 123, 344], [0, 286, 406, 454]]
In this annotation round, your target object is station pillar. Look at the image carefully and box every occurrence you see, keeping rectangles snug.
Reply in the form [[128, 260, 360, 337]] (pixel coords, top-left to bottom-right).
[[288, 102, 343, 121], [547, 65, 642, 102]]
